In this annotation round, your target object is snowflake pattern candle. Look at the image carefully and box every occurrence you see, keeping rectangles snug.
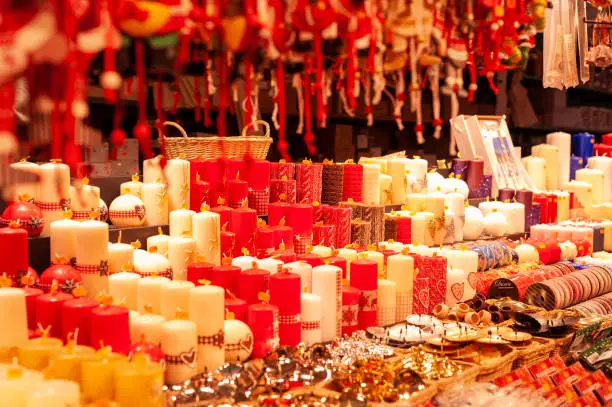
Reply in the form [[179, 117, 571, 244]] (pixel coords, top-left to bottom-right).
[[247, 303, 279, 359], [341, 286, 359, 336]]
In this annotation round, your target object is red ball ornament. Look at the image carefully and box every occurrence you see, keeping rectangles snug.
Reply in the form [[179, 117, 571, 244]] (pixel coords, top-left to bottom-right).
[[16, 266, 40, 287], [574, 239, 591, 257], [110, 128, 127, 148], [130, 340, 165, 364], [39, 261, 82, 293], [2, 200, 44, 237], [133, 122, 151, 140]]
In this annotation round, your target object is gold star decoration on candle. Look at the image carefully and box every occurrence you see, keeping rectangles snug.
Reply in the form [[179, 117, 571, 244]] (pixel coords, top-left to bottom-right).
[[157, 187, 168, 204], [258, 291, 270, 303], [72, 286, 87, 298], [96, 292, 114, 306], [0, 274, 13, 288]]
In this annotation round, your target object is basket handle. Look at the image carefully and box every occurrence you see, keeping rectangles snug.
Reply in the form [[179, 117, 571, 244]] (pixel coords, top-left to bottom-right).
[[241, 120, 271, 138], [163, 121, 189, 139]]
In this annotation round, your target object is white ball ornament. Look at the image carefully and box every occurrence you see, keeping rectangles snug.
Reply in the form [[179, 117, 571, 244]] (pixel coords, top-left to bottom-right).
[[559, 241, 578, 261], [483, 209, 508, 237], [224, 319, 253, 362], [109, 194, 146, 227], [463, 206, 484, 240], [515, 244, 539, 263]]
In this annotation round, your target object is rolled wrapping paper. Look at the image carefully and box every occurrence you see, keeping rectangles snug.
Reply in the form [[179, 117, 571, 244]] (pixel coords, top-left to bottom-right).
[[588, 156, 612, 202], [0, 288, 29, 347], [75, 219, 109, 296], [161, 318, 198, 385], [350, 259, 378, 330], [379, 174, 392, 205], [523, 156, 546, 190], [312, 265, 342, 341], [90, 305, 130, 354], [351, 219, 371, 247], [247, 303, 279, 359], [131, 312, 165, 345], [238, 267, 270, 305], [226, 178, 249, 209], [576, 168, 605, 204], [137, 276, 171, 314], [270, 178, 297, 204], [388, 158, 407, 204], [192, 210, 221, 266], [258, 257, 284, 275], [342, 163, 363, 202], [546, 132, 571, 188], [160, 280, 195, 320], [405, 157, 428, 192], [70, 184, 101, 221], [386, 253, 414, 321], [296, 162, 323, 204], [269, 271, 301, 346], [189, 285, 224, 372], [321, 163, 344, 205], [37, 161, 71, 237], [376, 279, 397, 326], [61, 297, 97, 345], [210, 263, 241, 294], [109, 272, 141, 310], [230, 207, 257, 257], [50, 218, 79, 264], [532, 144, 560, 191], [572, 132, 595, 161], [108, 242, 134, 275], [466, 158, 484, 193], [165, 158, 190, 211]]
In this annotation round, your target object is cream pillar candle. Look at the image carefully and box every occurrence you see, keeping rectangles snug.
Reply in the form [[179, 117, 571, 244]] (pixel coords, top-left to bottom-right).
[[556, 191, 570, 221], [142, 183, 169, 226], [192, 209, 221, 266], [566, 181, 594, 217], [445, 192, 465, 242], [361, 250, 384, 274], [26, 380, 80, 407], [258, 258, 284, 275], [445, 267, 466, 306], [109, 272, 141, 310], [7, 159, 39, 201], [285, 261, 313, 293], [108, 242, 134, 275], [576, 168, 605, 204], [151, 252, 172, 277], [388, 158, 407, 204], [378, 240, 404, 252], [75, 219, 109, 296], [524, 156, 546, 191], [546, 132, 571, 188], [362, 163, 381, 205], [377, 279, 397, 326], [478, 200, 505, 217], [168, 237, 196, 281], [232, 256, 258, 271], [405, 193, 427, 212], [588, 156, 612, 202], [38, 161, 71, 236], [161, 317, 198, 385], [425, 191, 445, 217], [160, 281, 195, 320], [121, 174, 144, 199], [0, 367, 43, 406], [500, 202, 525, 235], [147, 228, 170, 257], [169, 208, 196, 238], [336, 248, 357, 277], [300, 293, 322, 346], [0, 288, 28, 347], [409, 213, 426, 245], [379, 174, 392, 205], [189, 285, 225, 372], [312, 265, 342, 341], [417, 212, 435, 246], [165, 158, 190, 211], [311, 245, 332, 257], [143, 155, 165, 184], [386, 252, 414, 321], [69, 183, 100, 221], [49, 216, 79, 263], [137, 276, 171, 314], [532, 144, 560, 191], [131, 312, 166, 345], [405, 171, 420, 195], [134, 251, 158, 277], [405, 157, 428, 192]]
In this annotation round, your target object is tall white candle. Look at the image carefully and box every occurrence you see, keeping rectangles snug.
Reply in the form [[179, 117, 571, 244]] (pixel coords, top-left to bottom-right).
[[165, 158, 190, 212], [108, 242, 134, 275], [524, 156, 546, 191], [300, 293, 322, 345], [312, 265, 342, 341], [361, 250, 384, 274], [362, 163, 381, 205], [160, 280, 195, 320], [0, 288, 28, 347], [167, 237, 195, 281], [161, 318, 198, 385], [147, 229, 170, 257], [131, 312, 166, 345], [49, 217, 79, 264], [38, 161, 71, 236], [388, 158, 407, 204], [192, 209, 221, 266], [109, 272, 141, 310], [556, 191, 570, 221], [7, 160, 39, 201], [576, 168, 605, 204], [335, 248, 357, 278], [588, 156, 612, 202], [169, 208, 195, 238], [405, 157, 428, 192], [142, 183, 169, 226], [143, 155, 165, 184], [445, 192, 465, 242], [377, 279, 397, 326], [120, 174, 143, 199], [379, 174, 392, 205], [532, 144, 560, 191], [285, 261, 313, 292], [69, 183, 100, 221], [258, 258, 284, 275], [137, 276, 171, 314], [76, 219, 109, 297], [445, 267, 466, 306], [189, 285, 225, 372], [386, 253, 414, 321], [546, 132, 571, 188]]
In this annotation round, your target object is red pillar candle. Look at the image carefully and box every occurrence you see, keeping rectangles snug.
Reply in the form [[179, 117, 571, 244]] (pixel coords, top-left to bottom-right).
[[396, 217, 412, 244], [350, 259, 378, 330], [342, 163, 363, 202], [195, 159, 222, 206], [36, 291, 73, 338], [297, 252, 324, 268], [90, 305, 130, 354], [603, 133, 612, 146], [0, 225, 28, 277], [270, 161, 295, 179], [190, 175, 210, 210], [287, 204, 313, 236], [210, 260, 241, 294], [25, 287, 43, 331], [594, 143, 612, 157], [312, 202, 329, 223], [342, 286, 360, 336], [466, 158, 484, 192], [225, 297, 248, 322], [227, 178, 249, 209], [327, 206, 352, 249], [547, 193, 558, 224], [247, 303, 279, 358], [223, 158, 243, 181], [312, 223, 336, 248], [268, 202, 290, 227], [255, 226, 276, 258], [186, 261, 214, 285], [270, 177, 297, 204], [244, 160, 271, 190], [271, 248, 296, 263], [211, 200, 232, 230], [296, 162, 323, 204], [324, 256, 347, 278], [238, 266, 270, 305], [230, 207, 257, 256], [221, 229, 236, 259], [269, 271, 301, 346], [61, 297, 98, 345], [272, 223, 294, 250], [534, 194, 550, 224]]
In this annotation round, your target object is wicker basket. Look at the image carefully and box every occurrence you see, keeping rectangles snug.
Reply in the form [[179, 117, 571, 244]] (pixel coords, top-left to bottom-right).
[[162, 120, 272, 160], [511, 337, 555, 370], [473, 345, 517, 382], [424, 361, 480, 391]]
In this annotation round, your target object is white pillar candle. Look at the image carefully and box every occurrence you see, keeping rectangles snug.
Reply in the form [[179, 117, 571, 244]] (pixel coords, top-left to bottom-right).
[[161, 318, 198, 385], [285, 261, 313, 293], [417, 212, 435, 246], [134, 251, 158, 277], [425, 191, 445, 217], [361, 250, 384, 274], [147, 229, 170, 257], [406, 243, 435, 256], [108, 242, 134, 275], [445, 267, 466, 306], [168, 237, 196, 281], [427, 171, 445, 193], [409, 213, 427, 245], [143, 155, 165, 184], [386, 252, 414, 321], [169, 208, 196, 238], [109, 272, 141, 310], [131, 312, 166, 345], [189, 285, 225, 372], [258, 258, 284, 275], [483, 210, 509, 237], [26, 380, 80, 407], [388, 158, 407, 204], [151, 252, 172, 277], [336, 248, 357, 278], [192, 209, 221, 266], [300, 293, 322, 346], [379, 174, 392, 205], [524, 156, 546, 191], [0, 288, 28, 347], [378, 240, 404, 252], [142, 183, 169, 226], [405, 157, 428, 192], [556, 191, 570, 221], [69, 183, 100, 221], [532, 144, 560, 191], [120, 175, 144, 199], [311, 245, 332, 257], [38, 161, 71, 236], [7, 160, 39, 201], [377, 279, 397, 326], [566, 181, 594, 216], [478, 200, 505, 217], [576, 168, 605, 204], [165, 158, 190, 212], [232, 256, 258, 271], [500, 202, 525, 235], [160, 281, 195, 320], [445, 192, 465, 242], [588, 156, 612, 202], [406, 171, 420, 195], [312, 265, 342, 341], [0, 367, 43, 406], [546, 132, 571, 188], [49, 217, 79, 264], [76, 219, 109, 297], [405, 193, 427, 212], [362, 163, 381, 205], [137, 276, 171, 314]]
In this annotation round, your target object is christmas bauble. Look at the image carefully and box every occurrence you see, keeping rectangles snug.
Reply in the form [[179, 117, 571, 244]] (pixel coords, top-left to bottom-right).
[[483, 210, 508, 237], [463, 206, 484, 240], [559, 241, 578, 261], [130, 341, 165, 364], [515, 244, 539, 264], [109, 195, 146, 227], [223, 319, 253, 362], [39, 263, 82, 293], [2, 200, 44, 237], [574, 239, 592, 258]]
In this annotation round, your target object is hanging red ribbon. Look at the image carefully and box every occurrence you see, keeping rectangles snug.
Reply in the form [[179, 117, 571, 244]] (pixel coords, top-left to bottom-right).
[[302, 57, 316, 156], [276, 58, 290, 161]]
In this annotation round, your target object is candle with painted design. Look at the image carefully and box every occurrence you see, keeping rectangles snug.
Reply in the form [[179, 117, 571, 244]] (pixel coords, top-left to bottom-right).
[[350, 259, 378, 330], [143, 155, 165, 184], [90, 304, 130, 354], [230, 206, 257, 257], [137, 276, 171, 314], [312, 264, 342, 341], [190, 172, 210, 211], [405, 157, 428, 192], [142, 182, 169, 226], [269, 271, 301, 346], [300, 293, 322, 345], [377, 279, 397, 326], [445, 267, 466, 307], [161, 311, 198, 385], [165, 157, 190, 212], [193, 205, 221, 266], [386, 252, 414, 321], [131, 308, 165, 345], [38, 160, 71, 236], [189, 285, 225, 372], [147, 227, 170, 257], [247, 302, 279, 358], [168, 236, 196, 281], [341, 286, 359, 336], [49, 213, 79, 264], [108, 271, 141, 310], [70, 181, 100, 221], [0, 287, 29, 347], [160, 280, 195, 321], [121, 173, 144, 199], [169, 207, 195, 238], [75, 216, 109, 296]]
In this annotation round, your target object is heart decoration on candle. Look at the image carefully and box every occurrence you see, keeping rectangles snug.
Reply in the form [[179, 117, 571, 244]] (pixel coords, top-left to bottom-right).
[[178, 347, 197, 368], [451, 283, 464, 302], [467, 272, 479, 290]]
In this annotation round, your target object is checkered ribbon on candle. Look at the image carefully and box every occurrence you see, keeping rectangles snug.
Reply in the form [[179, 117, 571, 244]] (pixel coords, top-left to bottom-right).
[[294, 234, 312, 255], [278, 314, 301, 324], [76, 260, 109, 276], [359, 289, 377, 312], [335, 268, 342, 337], [342, 304, 358, 328], [377, 306, 396, 327], [137, 268, 173, 280], [0, 216, 44, 232], [37, 276, 80, 293], [71, 210, 91, 220], [396, 292, 413, 322], [313, 224, 336, 248], [229, 198, 248, 209], [248, 188, 270, 216], [225, 334, 253, 353], [270, 179, 296, 203], [165, 348, 196, 366], [302, 320, 321, 330], [108, 206, 146, 221], [36, 199, 71, 212], [198, 329, 224, 348]]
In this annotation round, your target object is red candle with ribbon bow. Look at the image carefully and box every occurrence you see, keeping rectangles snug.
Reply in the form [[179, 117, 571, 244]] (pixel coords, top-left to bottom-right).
[[350, 259, 378, 330], [61, 296, 98, 345], [342, 285, 360, 336], [239, 264, 270, 305], [35, 284, 73, 338], [210, 259, 241, 295], [0, 222, 28, 277], [90, 303, 130, 355], [269, 270, 301, 346], [227, 175, 249, 209], [230, 206, 257, 257], [186, 261, 214, 286], [247, 301, 279, 358]]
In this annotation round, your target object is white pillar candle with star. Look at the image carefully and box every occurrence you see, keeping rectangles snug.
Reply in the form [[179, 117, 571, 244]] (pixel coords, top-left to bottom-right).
[[169, 207, 195, 238], [165, 158, 190, 212], [167, 236, 195, 281], [192, 206, 221, 266], [142, 182, 169, 226], [75, 216, 109, 297], [120, 174, 144, 199]]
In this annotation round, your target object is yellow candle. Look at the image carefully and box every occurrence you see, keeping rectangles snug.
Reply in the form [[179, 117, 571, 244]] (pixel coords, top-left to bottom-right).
[[114, 354, 164, 407], [17, 337, 63, 371], [81, 349, 126, 403], [48, 343, 95, 384]]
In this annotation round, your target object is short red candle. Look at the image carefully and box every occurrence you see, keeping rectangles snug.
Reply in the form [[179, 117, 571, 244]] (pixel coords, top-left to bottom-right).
[[342, 286, 360, 336], [211, 204, 232, 230], [230, 207, 257, 256], [0, 226, 28, 277], [227, 178, 249, 209], [244, 160, 271, 190], [271, 249, 296, 263], [286, 204, 313, 236], [225, 297, 248, 322], [270, 178, 297, 204], [35, 292, 73, 338], [396, 217, 412, 244], [268, 202, 290, 226], [594, 143, 612, 157], [221, 230, 236, 259], [247, 303, 279, 358], [297, 253, 323, 268], [272, 225, 294, 250], [186, 261, 214, 285], [269, 272, 301, 346], [350, 259, 378, 330], [467, 158, 484, 192], [25, 287, 43, 331], [190, 178, 210, 210], [255, 226, 276, 258], [325, 256, 347, 278], [602, 133, 612, 146], [61, 297, 98, 345], [90, 305, 130, 354], [238, 267, 270, 305], [210, 263, 241, 294], [547, 193, 558, 223], [534, 194, 550, 224]]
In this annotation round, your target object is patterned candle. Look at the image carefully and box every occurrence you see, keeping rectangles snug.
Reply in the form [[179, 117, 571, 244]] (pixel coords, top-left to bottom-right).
[[269, 271, 301, 346], [165, 158, 190, 212], [270, 161, 295, 179], [189, 285, 225, 372], [387, 252, 414, 321], [296, 161, 323, 204], [312, 265, 342, 341], [350, 259, 378, 330], [377, 279, 397, 326], [312, 223, 336, 248], [363, 204, 385, 244], [341, 286, 359, 336], [321, 163, 343, 205], [342, 163, 363, 202], [327, 206, 352, 249], [270, 177, 297, 204], [70, 183, 101, 222]]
